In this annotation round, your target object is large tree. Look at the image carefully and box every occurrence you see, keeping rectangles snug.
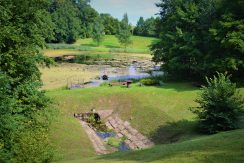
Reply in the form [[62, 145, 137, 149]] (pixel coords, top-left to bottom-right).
[[0, 0, 54, 162], [134, 17, 158, 37], [49, 0, 81, 43], [134, 17, 145, 36], [116, 13, 132, 50], [92, 18, 105, 46], [100, 13, 120, 35], [48, 0, 99, 43], [152, 0, 244, 82]]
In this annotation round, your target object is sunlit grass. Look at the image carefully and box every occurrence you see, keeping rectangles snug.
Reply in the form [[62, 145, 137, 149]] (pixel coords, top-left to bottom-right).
[[47, 83, 244, 162], [47, 35, 159, 54], [40, 63, 100, 90]]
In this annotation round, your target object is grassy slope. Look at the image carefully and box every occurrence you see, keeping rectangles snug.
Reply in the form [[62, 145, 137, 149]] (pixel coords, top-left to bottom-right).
[[48, 84, 244, 162], [47, 83, 197, 161], [50, 110, 95, 162], [83, 129, 244, 163], [47, 35, 159, 54], [47, 83, 200, 142]]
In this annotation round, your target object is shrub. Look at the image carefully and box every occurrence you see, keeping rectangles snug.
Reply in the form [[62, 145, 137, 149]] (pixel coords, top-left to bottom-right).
[[192, 73, 244, 134], [140, 78, 159, 86]]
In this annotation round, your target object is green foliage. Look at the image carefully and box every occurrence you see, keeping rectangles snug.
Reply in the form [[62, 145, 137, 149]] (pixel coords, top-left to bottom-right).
[[100, 13, 120, 35], [152, 0, 244, 81], [116, 13, 132, 49], [134, 17, 159, 37], [49, 0, 99, 43], [140, 78, 159, 86], [0, 0, 54, 161], [107, 137, 122, 148], [92, 18, 105, 46], [192, 73, 244, 134], [49, 0, 81, 43]]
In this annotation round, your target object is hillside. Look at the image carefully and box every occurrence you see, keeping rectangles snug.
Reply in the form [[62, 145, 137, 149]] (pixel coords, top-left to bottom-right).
[[47, 84, 244, 162], [46, 35, 159, 55], [85, 129, 244, 163]]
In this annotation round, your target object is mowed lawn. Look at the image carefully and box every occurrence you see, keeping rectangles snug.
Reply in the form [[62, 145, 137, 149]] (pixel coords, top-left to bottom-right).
[[85, 129, 244, 163], [47, 83, 200, 161], [47, 83, 244, 162], [47, 35, 159, 54]]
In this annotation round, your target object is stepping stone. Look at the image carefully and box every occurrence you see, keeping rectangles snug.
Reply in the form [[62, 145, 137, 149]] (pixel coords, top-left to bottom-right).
[[111, 122, 118, 128], [130, 129, 139, 136], [105, 123, 113, 130], [130, 136, 138, 142], [125, 140, 131, 145], [120, 129, 128, 135], [136, 133, 147, 140], [108, 117, 113, 121], [127, 134, 133, 140], [118, 125, 125, 131], [128, 143, 137, 150], [124, 121, 130, 126], [118, 133, 123, 138]]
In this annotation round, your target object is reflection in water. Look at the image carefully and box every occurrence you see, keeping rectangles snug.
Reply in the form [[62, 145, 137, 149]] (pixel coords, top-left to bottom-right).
[[83, 64, 164, 88], [108, 65, 150, 81], [107, 64, 163, 81]]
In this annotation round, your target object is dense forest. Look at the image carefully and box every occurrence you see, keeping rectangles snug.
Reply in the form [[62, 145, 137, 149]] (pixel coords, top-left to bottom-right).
[[152, 0, 244, 82]]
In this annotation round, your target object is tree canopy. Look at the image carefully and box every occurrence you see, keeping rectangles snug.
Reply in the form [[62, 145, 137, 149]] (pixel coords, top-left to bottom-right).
[[152, 0, 244, 82], [116, 13, 132, 49], [100, 13, 120, 35], [48, 0, 99, 43], [0, 0, 54, 161], [134, 17, 159, 37]]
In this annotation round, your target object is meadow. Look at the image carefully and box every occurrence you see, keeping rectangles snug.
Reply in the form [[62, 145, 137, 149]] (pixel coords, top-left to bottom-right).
[[47, 35, 159, 54]]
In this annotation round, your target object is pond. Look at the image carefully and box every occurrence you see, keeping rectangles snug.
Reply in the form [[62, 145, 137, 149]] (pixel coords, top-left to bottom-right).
[[96, 131, 130, 152], [83, 64, 164, 88]]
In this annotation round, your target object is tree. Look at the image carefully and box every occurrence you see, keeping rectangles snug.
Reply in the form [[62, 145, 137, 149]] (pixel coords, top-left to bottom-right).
[[0, 0, 54, 161], [134, 17, 145, 36], [49, 0, 81, 43], [92, 19, 105, 46], [116, 13, 132, 50], [100, 13, 120, 35], [192, 73, 244, 134], [134, 17, 158, 37], [152, 0, 244, 82], [76, 0, 99, 38]]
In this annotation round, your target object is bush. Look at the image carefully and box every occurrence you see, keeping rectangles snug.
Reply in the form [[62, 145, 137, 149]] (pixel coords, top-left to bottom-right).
[[140, 78, 159, 86], [192, 73, 244, 134]]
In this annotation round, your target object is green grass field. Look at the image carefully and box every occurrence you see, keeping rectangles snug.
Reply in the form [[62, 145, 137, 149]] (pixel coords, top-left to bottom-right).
[[47, 82, 244, 162], [86, 129, 244, 163], [47, 35, 159, 54]]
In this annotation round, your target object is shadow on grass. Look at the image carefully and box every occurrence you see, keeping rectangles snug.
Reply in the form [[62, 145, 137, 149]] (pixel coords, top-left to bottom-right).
[[149, 120, 198, 145], [94, 126, 244, 162], [155, 82, 201, 92], [105, 45, 120, 48], [80, 43, 98, 47]]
